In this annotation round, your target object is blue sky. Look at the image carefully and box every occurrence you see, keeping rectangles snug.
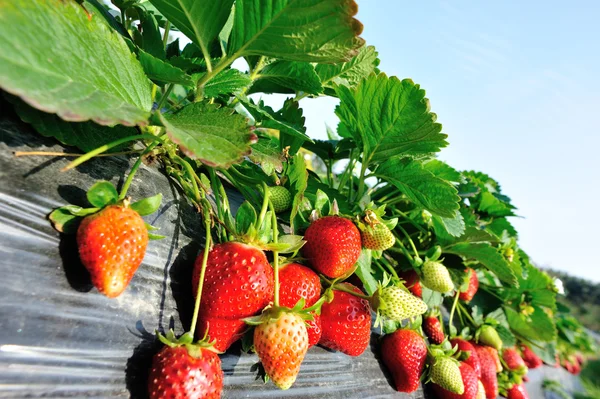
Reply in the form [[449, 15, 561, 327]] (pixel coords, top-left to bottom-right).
[[292, 1, 600, 282]]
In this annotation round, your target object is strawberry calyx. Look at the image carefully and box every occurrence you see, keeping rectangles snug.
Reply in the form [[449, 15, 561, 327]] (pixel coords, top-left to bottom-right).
[[243, 301, 315, 327], [156, 329, 222, 358], [355, 204, 398, 252]]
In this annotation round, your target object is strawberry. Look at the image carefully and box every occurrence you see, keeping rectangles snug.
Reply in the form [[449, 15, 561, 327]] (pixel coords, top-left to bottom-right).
[[519, 344, 542, 369], [506, 383, 529, 399], [254, 310, 309, 390], [431, 362, 478, 399], [473, 344, 499, 399], [192, 242, 273, 350], [503, 347, 526, 372], [476, 380, 486, 399], [319, 283, 371, 356], [424, 316, 445, 344], [195, 316, 247, 352], [430, 357, 465, 395], [422, 260, 454, 293], [77, 204, 148, 297], [371, 285, 427, 321], [459, 268, 479, 302], [380, 329, 428, 393], [483, 345, 502, 373], [360, 222, 395, 251], [302, 216, 362, 278], [398, 270, 423, 298], [279, 262, 322, 348], [451, 338, 481, 378], [148, 345, 223, 399], [478, 325, 503, 351], [269, 186, 292, 213]]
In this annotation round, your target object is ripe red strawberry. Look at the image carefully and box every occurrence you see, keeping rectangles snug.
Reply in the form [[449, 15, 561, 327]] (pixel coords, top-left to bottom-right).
[[306, 314, 322, 347], [254, 311, 309, 390], [148, 345, 223, 399], [398, 270, 422, 298], [195, 316, 247, 352], [424, 316, 445, 344], [432, 362, 479, 399], [302, 216, 362, 278], [77, 204, 148, 297], [473, 344, 499, 399], [503, 347, 526, 372], [279, 263, 321, 308], [506, 383, 529, 399], [279, 262, 322, 348], [451, 338, 481, 378], [483, 346, 502, 373], [319, 283, 371, 356], [192, 242, 273, 350], [380, 329, 427, 393], [519, 344, 542, 369], [459, 268, 479, 302]]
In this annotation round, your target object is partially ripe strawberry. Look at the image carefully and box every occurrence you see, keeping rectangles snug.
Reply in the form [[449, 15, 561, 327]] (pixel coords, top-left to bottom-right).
[[319, 283, 371, 356], [422, 260, 454, 293], [473, 344, 498, 399], [503, 347, 526, 372], [506, 383, 529, 399], [476, 380, 486, 399], [254, 311, 309, 390], [431, 362, 478, 399], [478, 325, 503, 351], [77, 204, 148, 297], [459, 268, 479, 302], [483, 345, 502, 373], [380, 329, 427, 393], [195, 316, 247, 352], [371, 285, 427, 321], [424, 316, 445, 344], [302, 216, 362, 278], [451, 338, 481, 378], [519, 344, 542, 369], [360, 223, 395, 251], [269, 186, 292, 213], [430, 357, 465, 395], [398, 270, 422, 298], [148, 345, 223, 399]]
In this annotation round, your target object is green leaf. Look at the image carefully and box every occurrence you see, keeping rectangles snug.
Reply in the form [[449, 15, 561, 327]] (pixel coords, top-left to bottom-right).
[[49, 208, 81, 234], [0, 0, 152, 126], [228, 0, 364, 62], [166, 38, 181, 59], [235, 201, 258, 236], [422, 286, 443, 308], [161, 102, 255, 168], [288, 153, 309, 233], [147, 0, 234, 60], [505, 306, 557, 342], [249, 135, 283, 176], [138, 50, 194, 86], [478, 191, 516, 217], [445, 242, 517, 285], [148, 232, 167, 240], [9, 96, 137, 152], [355, 249, 377, 296], [506, 263, 556, 310], [424, 160, 465, 184], [315, 45, 379, 90], [375, 157, 460, 218], [139, 11, 165, 59], [336, 74, 448, 166], [432, 212, 466, 240], [487, 218, 518, 239], [130, 193, 162, 216], [248, 61, 323, 95], [195, 68, 252, 98], [87, 181, 119, 208]]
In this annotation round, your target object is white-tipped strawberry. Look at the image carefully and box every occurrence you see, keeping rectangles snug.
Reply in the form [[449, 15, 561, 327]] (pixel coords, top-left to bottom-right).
[[422, 260, 454, 293]]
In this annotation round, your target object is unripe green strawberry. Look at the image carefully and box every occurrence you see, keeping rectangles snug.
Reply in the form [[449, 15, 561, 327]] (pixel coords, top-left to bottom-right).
[[269, 186, 292, 213], [360, 223, 395, 250], [371, 285, 427, 321], [430, 357, 465, 395], [479, 325, 503, 351], [422, 261, 454, 293]]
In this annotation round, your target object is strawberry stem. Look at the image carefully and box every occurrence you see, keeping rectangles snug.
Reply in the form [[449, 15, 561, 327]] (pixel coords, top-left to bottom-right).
[[61, 134, 165, 171], [331, 284, 371, 300], [172, 155, 203, 203], [119, 141, 160, 200], [448, 289, 461, 336], [189, 209, 212, 338], [396, 224, 421, 260], [268, 192, 280, 308], [256, 182, 270, 231]]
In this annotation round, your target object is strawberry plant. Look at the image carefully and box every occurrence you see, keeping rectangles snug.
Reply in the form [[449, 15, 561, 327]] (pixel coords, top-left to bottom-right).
[[0, 0, 597, 397]]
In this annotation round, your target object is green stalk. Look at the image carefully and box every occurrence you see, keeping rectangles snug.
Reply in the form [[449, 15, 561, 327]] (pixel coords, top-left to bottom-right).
[[269, 200, 280, 307], [255, 182, 270, 230], [118, 141, 160, 200], [156, 84, 174, 111], [396, 224, 420, 259], [448, 290, 461, 335], [188, 212, 212, 338], [172, 155, 202, 203], [62, 134, 164, 171], [355, 159, 369, 203], [332, 284, 370, 300], [162, 21, 171, 47]]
